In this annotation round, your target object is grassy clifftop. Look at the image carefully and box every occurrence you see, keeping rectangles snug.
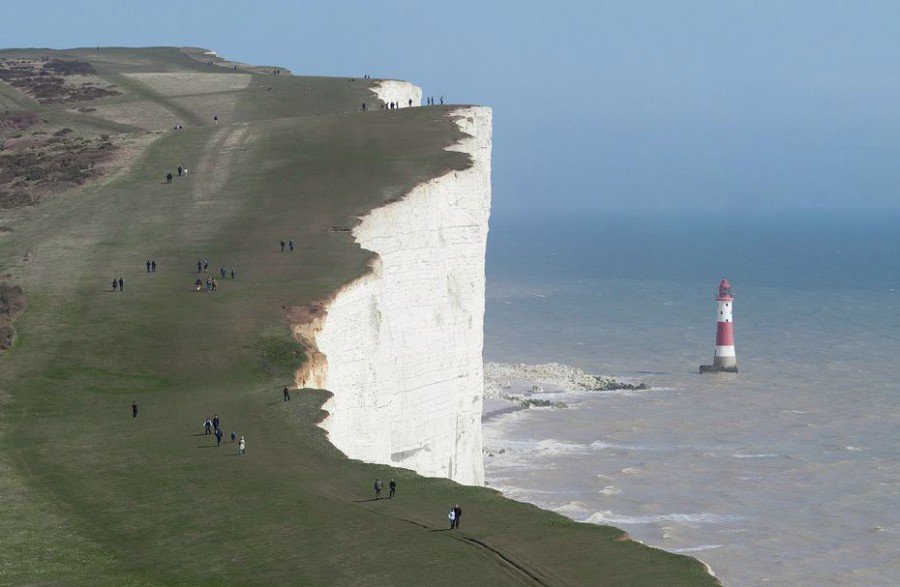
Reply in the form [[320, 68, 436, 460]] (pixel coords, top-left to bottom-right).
[[0, 47, 718, 585]]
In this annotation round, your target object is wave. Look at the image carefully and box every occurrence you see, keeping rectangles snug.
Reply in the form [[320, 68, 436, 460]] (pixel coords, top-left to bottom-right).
[[490, 438, 666, 457], [585, 510, 742, 526], [731, 453, 779, 459], [672, 544, 724, 553]]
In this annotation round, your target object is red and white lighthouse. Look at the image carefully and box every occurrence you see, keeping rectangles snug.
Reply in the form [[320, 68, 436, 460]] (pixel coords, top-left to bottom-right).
[[700, 278, 738, 374]]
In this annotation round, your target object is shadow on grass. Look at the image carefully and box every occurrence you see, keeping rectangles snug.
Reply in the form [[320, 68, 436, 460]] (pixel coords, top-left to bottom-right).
[[354, 498, 381, 503]]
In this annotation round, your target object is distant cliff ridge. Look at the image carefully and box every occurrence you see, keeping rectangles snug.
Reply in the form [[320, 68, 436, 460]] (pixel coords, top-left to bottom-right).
[[298, 82, 491, 485]]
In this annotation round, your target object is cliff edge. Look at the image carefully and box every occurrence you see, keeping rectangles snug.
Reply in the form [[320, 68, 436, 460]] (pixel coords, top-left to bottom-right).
[[298, 97, 491, 486]]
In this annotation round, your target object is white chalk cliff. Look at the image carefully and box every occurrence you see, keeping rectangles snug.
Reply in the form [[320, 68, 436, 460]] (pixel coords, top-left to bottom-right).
[[297, 90, 491, 486], [373, 80, 423, 108]]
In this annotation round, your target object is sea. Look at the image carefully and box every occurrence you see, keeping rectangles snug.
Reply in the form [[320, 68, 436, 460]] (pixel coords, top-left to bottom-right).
[[481, 209, 899, 586]]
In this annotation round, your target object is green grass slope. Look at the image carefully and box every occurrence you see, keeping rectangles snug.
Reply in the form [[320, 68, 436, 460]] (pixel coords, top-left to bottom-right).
[[0, 47, 719, 585]]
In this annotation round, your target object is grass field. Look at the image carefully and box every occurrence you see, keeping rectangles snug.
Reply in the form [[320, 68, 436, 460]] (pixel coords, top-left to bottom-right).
[[0, 47, 719, 585]]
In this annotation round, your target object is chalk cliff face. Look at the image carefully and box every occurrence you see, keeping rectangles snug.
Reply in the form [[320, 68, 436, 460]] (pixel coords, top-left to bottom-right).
[[373, 80, 422, 108], [297, 103, 492, 486]]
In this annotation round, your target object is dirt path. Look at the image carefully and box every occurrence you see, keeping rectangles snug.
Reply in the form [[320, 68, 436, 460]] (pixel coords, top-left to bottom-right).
[[191, 124, 251, 210]]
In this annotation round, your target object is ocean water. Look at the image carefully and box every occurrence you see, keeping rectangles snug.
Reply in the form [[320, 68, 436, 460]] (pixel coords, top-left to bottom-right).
[[482, 210, 900, 586]]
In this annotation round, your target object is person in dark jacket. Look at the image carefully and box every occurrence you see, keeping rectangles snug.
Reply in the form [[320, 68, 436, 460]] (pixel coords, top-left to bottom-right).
[[374, 479, 383, 499], [212, 414, 220, 431], [389, 479, 396, 499], [132, 401, 138, 418], [118, 277, 124, 292], [453, 505, 462, 529], [215, 427, 223, 446], [283, 386, 291, 402]]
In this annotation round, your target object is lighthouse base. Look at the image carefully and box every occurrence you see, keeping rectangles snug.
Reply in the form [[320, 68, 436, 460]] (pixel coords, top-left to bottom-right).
[[699, 364, 738, 374]]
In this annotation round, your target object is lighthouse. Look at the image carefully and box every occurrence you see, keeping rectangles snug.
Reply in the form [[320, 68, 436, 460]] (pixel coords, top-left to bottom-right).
[[700, 278, 738, 374]]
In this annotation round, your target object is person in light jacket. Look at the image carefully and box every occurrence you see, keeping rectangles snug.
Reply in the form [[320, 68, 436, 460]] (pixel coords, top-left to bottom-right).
[[448, 507, 456, 530], [238, 436, 246, 455]]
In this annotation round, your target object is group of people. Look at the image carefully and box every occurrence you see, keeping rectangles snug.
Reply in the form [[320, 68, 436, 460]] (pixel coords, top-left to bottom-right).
[[280, 240, 295, 252], [145, 259, 158, 273], [448, 504, 463, 529], [111, 276, 125, 292], [203, 414, 244, 452], [165, 165, 188, 184], [378, 97, 443, 111], [196, 277, 219, 292], [373, 478, 397, 499]]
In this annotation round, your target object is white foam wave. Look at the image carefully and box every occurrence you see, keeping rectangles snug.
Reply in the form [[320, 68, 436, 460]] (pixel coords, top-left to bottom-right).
[[599, 485, 621, 496], [585, 510, 742, 526], [673, 544, 724, 553], [731, 453, 779, 459]]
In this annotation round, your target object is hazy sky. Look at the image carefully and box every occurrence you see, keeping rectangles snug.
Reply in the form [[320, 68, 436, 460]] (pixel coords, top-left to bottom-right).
[[6, 1, 900, 211]]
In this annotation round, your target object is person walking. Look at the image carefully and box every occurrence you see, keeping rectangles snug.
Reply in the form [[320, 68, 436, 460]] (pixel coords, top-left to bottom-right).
[[238, 436, 245, 455], [112, 278, 118, 292], [203, 260, 209, 273], [118, 277, 124, 292], [220, 267, 226, 279], [453, 504, 463, 530], [448, 507, 456, 530], [197, 260, 203, 273], [283, 386, 291, 402], [231, 430, 237, 443], [166, 173, 173, 184], [374, 479, 383, 499], [389, 479, 396, 499], [151, 260, 157, 272], [132, 401, 138, 418], [288, 239, 295, 252], [212, 414, 220, 431], [280, 240, 286, 252], [204, 418, 212, 435], [215, 427, 223, 446], [230, 267, 235, 279], [177, 166, 183, 177], [146, 259, 151, 273]]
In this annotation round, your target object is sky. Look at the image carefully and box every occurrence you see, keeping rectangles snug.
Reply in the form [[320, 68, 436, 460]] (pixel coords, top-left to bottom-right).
[[6, 1, 900, 212]]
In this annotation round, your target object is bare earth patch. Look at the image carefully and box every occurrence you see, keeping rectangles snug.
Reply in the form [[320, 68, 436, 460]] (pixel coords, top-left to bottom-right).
[[0, 58, 121, 104], [0, 115, 122, 209], [0, 281, 25, 352]]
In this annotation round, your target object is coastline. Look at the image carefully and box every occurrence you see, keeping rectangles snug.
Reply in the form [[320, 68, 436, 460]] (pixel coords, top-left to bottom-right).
[[482, 362, 719, 580]]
